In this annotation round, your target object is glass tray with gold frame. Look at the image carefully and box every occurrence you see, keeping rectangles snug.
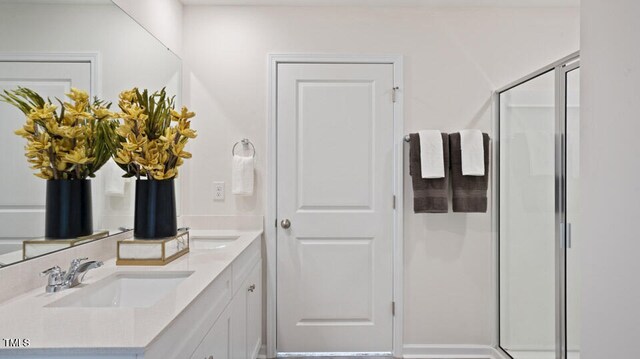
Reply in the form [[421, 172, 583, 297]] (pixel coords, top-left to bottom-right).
[[23, 231, 110, 260], [116, 230, 189, 266]]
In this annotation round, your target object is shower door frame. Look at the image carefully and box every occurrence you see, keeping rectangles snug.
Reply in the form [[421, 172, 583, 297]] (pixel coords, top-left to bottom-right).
[[559, 60, 580, 359], [493, 51, 580, 359]]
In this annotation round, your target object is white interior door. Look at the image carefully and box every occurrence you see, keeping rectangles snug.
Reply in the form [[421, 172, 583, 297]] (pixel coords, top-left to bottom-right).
[[0, 61, 91, 239], [276, 63, 395, 353]]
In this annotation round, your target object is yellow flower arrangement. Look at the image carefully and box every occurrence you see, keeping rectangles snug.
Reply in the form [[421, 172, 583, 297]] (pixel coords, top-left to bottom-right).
[[114, 88, 196, 180], [1, 87, 119, 180]]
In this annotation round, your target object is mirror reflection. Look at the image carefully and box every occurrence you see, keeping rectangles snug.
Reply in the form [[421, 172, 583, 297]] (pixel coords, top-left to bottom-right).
[[0, 0, 182, 267]]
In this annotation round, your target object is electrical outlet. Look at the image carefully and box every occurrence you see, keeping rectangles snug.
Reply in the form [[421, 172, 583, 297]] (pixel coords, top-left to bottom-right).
[[213, 181, 225, 201]]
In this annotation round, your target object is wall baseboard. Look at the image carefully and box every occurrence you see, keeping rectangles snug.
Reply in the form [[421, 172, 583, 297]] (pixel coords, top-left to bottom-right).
[[402, 344, 508, 359], [259, 345, 508, 359]]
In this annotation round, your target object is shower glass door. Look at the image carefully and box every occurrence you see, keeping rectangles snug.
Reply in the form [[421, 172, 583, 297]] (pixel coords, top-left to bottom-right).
[[499, 69, 557, 359], [497, 53, 579, 359]]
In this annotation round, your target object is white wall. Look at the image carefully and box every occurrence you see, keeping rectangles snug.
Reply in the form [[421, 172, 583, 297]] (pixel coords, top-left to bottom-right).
[[182, 5, 579, 348], [580, 1, 640, 358], [112, 0, 184, 57]]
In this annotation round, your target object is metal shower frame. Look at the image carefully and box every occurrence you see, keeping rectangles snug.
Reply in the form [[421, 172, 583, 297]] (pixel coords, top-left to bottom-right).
[[493, 51, 580, 359]]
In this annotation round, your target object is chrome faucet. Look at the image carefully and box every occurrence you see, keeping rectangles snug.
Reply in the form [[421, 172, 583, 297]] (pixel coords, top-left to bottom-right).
[[40, 258, 103, 293]]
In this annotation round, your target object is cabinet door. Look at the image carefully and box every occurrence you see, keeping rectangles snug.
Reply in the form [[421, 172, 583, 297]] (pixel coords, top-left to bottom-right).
[[246, 260, 262, 359], [231, 282, 247, 359], [190, 306, 231, 359]]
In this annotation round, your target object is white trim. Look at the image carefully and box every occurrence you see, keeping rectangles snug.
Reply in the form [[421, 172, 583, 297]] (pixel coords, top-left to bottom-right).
[[0, 52, 101, 99], [266, 54, 278, 359], [403, 344, 508, 359], [391, 55, 405, 359], [267, 53, 404, 358], [491, 91, 500, 349]]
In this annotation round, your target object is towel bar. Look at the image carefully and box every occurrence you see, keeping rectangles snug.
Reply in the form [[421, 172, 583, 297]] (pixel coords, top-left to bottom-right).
[[232, 138, 256, 158], [405, 133, 492, 142]]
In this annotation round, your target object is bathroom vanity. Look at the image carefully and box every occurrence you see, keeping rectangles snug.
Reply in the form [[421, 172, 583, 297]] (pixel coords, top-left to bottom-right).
[[0, 230, 263, 359]]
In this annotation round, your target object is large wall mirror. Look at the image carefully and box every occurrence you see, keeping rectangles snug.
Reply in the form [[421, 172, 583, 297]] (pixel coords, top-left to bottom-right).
[[0, 0, 182, 267]]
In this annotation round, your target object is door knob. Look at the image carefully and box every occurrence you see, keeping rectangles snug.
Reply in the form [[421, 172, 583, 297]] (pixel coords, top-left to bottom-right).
[[280, 219, 291, 229]]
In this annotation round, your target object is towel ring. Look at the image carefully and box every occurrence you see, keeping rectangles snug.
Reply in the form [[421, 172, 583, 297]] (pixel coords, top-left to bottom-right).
[[232, 138, 256, 158]]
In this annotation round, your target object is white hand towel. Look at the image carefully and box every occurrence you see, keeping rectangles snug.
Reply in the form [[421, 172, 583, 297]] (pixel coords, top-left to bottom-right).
[[460, 129, 485, 176], [418, 130, 445, 179], [104, 161, 125, 197], [232, 155, 255, 196]]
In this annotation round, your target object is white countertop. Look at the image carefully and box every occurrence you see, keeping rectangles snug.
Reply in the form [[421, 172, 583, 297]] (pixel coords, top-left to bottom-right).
[[0, 229, 262, 355]]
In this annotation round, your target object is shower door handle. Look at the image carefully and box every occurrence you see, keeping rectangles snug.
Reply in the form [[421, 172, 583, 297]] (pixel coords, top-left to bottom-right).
[[560, 222, 572, 249]]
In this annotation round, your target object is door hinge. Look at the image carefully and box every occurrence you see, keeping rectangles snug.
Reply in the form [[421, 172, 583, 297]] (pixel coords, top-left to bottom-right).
[[392, 301, 396, 316], [275, 219, 278, 228], [392, 86, 399, 103], [392, 195, 396, 209]]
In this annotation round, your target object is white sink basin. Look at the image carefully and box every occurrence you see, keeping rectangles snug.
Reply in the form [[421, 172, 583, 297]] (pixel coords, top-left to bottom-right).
[[191, 236, 240, 250], [47, 271, 193, 308]]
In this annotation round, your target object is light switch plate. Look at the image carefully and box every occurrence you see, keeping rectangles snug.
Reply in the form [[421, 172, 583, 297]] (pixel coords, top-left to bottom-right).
[[213, 181, 225, 201]]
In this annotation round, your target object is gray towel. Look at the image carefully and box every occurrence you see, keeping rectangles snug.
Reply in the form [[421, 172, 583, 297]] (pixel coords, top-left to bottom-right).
[[409, 133, 449, 213], [449, 132, 490, 213]]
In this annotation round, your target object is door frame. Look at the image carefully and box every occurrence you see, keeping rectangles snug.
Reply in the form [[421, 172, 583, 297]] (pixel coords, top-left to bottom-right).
[[0, 52, 100, 240], [267, 54, 404, 358], [0, 52, 100, 98], [556, 59, 579, 359]]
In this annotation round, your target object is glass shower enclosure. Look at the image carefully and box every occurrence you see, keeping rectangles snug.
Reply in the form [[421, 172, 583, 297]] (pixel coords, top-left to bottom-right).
[[495, 52, 580, 359]]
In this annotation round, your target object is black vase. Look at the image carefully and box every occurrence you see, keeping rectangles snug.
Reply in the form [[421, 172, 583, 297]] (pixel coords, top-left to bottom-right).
[[45, 179, 93, 239], [134, 179, 177, 239]]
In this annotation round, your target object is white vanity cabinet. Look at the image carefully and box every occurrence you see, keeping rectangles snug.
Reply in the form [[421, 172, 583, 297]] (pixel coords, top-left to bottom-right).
[[148, 236, 262, 359], [0, 231, 263, 359], [193, 260, 262, 359], [187, 244, 262, 359]]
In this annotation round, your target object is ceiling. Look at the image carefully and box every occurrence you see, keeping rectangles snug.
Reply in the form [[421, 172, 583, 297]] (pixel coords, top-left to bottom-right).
[[179, 0, 579, 7]]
